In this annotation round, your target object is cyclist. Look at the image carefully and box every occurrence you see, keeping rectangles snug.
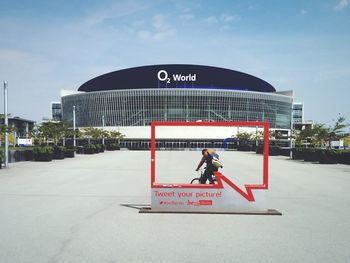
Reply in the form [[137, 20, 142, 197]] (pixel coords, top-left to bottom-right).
[[195, 148, 220, 184]]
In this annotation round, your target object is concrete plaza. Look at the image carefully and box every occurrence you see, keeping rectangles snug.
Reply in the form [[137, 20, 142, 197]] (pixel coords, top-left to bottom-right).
[[0, 150, 349, 263]]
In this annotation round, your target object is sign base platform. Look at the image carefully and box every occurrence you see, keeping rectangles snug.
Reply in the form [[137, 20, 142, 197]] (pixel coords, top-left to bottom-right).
[[139, 207, 282, 215]]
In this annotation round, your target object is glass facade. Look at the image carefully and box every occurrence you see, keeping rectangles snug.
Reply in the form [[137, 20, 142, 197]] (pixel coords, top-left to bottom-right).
[[62, 88, 293, 129], [51, 102, 62, 121]]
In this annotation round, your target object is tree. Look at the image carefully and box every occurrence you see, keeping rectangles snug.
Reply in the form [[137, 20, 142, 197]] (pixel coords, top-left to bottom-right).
[[0, 124, 14, 137], [328, 115, 348, 148], [293, 116, 348, 148], [65, 128, 82, 140], [268, 130, 284, 146], [251, 131, 263, 140], [109, 130, 125, 144], [30, 125, 45, 145], [235, 132, 252, 141], [330, 115, 347, 136], [82, 127, 105, 144], [343, 135, 350, 148], [39, 121, 69, 145], [312, 123, 329, 147], [0, 124, 15, 146]]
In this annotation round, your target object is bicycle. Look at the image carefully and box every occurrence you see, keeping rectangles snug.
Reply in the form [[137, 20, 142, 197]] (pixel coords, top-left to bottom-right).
[[190, 167, 216, 184]]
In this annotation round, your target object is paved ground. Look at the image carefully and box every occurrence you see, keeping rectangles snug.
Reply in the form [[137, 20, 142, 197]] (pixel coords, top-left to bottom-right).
[[0, 150, 349, 263]]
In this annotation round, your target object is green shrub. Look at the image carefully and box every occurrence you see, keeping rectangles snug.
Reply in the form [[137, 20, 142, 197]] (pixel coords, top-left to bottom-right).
[[33, 146, 53, 162], [84, 144, 96, 150], [53, 146, 65, 152], [52, 146, 66, 159], [83, 144, 96, 154], [64, 148, 75, 158], [106, 143, 120, 151], [33, 147, 53, 154], [95, 144, 105, 152], [76, 146, 84, 154]]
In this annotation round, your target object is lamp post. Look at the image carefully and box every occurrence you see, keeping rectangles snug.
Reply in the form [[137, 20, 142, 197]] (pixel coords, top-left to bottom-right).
[[255, 120, 258, 147], [73, 105, 76, 147], [4, 81, 8, 168], [102, 115, 105, 145], [290, 106, 293, 159]]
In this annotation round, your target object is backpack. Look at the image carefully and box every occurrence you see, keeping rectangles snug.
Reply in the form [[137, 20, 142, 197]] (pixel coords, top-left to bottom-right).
[[207, 149, 223, 168]]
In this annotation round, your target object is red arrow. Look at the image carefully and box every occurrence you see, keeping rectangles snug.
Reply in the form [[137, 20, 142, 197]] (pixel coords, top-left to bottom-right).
[[214, 172, 268, 202]]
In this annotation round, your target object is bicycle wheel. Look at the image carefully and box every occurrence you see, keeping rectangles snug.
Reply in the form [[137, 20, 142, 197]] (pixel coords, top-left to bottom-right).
[[190, 178, 200, 184]]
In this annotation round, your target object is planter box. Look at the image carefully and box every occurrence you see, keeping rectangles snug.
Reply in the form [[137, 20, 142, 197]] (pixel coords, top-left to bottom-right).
[[84, 148, 95, 154], [106, 145, 116, 151], [340, 152, 350, 165], [76, 147, 84, 154], [34, 153, 53, 162], [292, 149, 304, 160], [318, 150, 339, 164], [269, 147, 280, 156], [255, 146, 263, 154], [24, 150, 34, 161], [99, 147, 105, 153], [106, 144, 120, 151], [53, 151, 65, 160], [303, 150, 319, 162], [65, 150, 75, 158], [237, 144, 252, 151], [279, 148, 291, 157]]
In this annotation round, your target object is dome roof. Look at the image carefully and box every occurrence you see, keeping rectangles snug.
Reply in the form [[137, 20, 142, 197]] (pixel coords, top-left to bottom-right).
[[78, 64, 276, 93]]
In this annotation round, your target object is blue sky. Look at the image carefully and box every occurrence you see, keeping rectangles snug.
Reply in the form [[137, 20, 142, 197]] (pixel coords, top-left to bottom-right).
[[0, 0, 349, 128]]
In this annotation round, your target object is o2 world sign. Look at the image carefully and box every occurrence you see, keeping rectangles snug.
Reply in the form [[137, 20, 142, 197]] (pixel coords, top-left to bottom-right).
[[150, 121, 271, 213], [157, 69, 197, 84]]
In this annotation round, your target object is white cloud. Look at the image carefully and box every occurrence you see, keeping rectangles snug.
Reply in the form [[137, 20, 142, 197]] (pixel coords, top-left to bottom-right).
[[300, 9, 308, 15], [219, 25, 230, 31], [206, 16, 218, 25], [179, 13, 195, 22], [131, 20, 145, 28], [153, 29, 176, 40], [248, 4, 259, 10], [182, 7, 191, 13], [137, 28, 176, 41], [152, 14, 168, 30], [137, 30, 152, 40], [334, 0, 348, 11], [84, 0, 148, 26], [206, 14, 239, 26], [221, 14, 239, 23], [137, 14, 176, 41]]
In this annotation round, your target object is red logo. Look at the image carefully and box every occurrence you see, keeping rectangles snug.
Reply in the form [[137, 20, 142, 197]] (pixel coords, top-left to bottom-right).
[[199, 200, 213, 206]]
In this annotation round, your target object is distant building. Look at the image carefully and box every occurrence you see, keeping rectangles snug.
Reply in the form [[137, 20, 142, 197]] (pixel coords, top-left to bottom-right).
[[292, 102, 304, 125], [292, 102, 313, 131], [60, 64, 294, 148], [51, 101, 62, 121], [0, 116, 35, 146], [62, 65, 293, 129]]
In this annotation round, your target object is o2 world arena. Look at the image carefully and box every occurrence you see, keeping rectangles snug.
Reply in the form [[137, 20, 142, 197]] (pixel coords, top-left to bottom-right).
[[61, 64, 293, 147]]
